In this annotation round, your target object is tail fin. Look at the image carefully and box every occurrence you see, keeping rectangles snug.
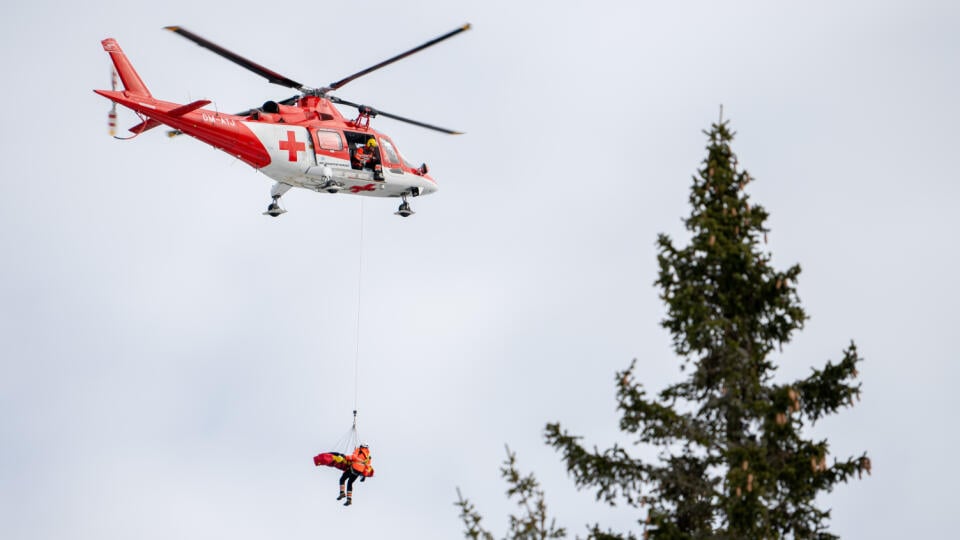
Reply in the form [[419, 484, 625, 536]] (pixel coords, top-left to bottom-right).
[[101, 38, 152, 97]]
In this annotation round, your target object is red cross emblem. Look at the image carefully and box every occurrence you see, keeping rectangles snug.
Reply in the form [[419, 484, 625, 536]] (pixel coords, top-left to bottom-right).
[[278, 130, 305, 162], [350, 184, 377, 193]]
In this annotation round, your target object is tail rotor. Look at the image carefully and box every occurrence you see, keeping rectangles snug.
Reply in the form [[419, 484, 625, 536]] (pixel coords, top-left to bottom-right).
[[107, 68, 118, 137]]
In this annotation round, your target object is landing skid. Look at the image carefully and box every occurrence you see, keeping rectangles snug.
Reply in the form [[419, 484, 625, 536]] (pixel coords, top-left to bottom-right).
[[395, 193, 415, 217], [264, 183, 291, 217], [261, 190, 418, 217], [263, 197, 286, 217]]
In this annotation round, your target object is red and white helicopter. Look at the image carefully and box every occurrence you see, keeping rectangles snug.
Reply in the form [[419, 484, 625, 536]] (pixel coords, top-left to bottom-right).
[[95, 24, 469, 217]]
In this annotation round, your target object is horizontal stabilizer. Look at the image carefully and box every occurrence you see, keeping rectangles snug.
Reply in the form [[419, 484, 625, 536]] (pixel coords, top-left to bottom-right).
[[128, 118, 162, 134], [166, 99, 212, 116], [126, 99, 211, 134]]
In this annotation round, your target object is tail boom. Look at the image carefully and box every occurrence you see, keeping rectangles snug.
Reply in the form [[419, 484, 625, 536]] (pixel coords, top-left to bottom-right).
[[94, 89, 271, 168], [95, 37, 270, 168]]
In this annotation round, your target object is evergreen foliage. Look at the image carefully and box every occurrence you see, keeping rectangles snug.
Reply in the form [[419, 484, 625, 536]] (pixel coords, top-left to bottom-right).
[[459, 120, 870, 540], [456, 446, 566, 540], [544, 120, 870, 539]]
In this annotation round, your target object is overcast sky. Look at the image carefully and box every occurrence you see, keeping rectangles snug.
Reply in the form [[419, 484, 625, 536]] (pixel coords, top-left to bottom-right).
[[2, 1, 958, 538]]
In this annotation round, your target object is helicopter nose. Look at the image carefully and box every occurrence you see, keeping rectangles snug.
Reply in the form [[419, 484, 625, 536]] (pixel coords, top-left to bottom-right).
[[422, 181, 438, 195]]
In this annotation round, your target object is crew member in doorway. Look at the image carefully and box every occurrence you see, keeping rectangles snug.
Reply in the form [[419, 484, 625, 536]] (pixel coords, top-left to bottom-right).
[[353, 138, 381, 172]]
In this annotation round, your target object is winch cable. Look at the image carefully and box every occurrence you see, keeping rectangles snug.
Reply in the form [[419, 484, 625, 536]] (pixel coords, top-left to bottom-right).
[[353, 198, 365, 416], [324, 200, 365, 455]]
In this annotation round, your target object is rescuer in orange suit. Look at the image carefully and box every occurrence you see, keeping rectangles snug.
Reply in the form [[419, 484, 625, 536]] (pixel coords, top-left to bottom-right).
[[353, 138, 381, 171], [337, 444, 373, 506]]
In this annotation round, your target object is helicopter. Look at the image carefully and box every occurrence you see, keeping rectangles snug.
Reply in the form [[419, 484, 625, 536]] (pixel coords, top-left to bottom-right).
[[95, 24, 470, 217]]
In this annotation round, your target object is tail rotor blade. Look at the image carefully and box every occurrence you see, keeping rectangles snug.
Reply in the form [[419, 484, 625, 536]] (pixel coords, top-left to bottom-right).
[[108, 68, 118, 136]]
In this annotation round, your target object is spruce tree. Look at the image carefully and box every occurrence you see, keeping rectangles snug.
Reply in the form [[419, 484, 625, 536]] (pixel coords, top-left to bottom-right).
[[456, 447, 566, 540], [543, 119, 871, 539]]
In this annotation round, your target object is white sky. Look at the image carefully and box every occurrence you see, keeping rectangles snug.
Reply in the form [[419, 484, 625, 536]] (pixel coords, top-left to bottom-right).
[[2, 1, 958, 538]]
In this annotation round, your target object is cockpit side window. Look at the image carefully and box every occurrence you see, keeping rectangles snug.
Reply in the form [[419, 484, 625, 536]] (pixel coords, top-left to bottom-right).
[[314, 129, 343, 151], [379, 138, 400, 165]]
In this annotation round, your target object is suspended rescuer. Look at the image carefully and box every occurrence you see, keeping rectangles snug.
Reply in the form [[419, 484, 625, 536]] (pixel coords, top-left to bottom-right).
[[337, 444, 373, 507]]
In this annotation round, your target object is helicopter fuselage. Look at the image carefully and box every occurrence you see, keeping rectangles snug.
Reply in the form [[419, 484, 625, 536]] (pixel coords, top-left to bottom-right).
[[96, 24, 467, 216], [246, 114, 438, 199], [96, 84, 438, 201]]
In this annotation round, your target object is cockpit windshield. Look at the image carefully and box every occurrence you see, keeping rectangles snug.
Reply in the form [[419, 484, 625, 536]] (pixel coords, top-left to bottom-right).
[[381, 136, 416, 169], [379, 137, 400, 164]]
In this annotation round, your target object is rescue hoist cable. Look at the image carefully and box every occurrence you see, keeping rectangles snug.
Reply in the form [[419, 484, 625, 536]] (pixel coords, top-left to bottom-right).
[[354, 198, 365, 414], [329, 200, 366, 455], [351, 409, 360, 449]]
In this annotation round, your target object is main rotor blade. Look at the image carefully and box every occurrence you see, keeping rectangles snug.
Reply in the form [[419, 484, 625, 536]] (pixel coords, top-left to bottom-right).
[[165, 26, 305, 90], [326, 23, 470, 91], [330, 96, 463, 135]]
